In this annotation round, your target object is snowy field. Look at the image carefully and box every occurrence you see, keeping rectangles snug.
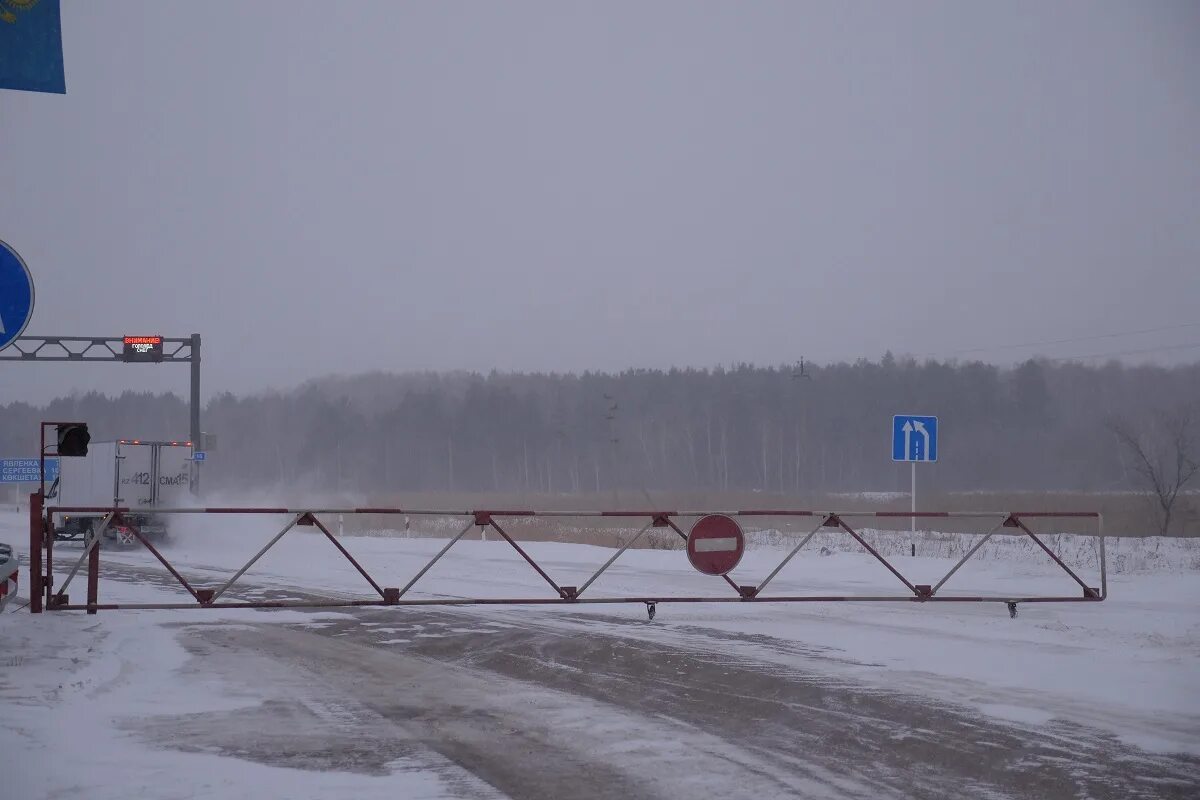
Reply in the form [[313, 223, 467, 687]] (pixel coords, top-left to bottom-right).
[[2, 509, 1198, 799]]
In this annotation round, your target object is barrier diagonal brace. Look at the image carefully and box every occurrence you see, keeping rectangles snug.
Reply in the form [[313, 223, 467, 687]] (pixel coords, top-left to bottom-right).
[[398, 519, 477, 598], [301, 513, 387, 600], [931, 517, 1009, 595], [116, 512, 202, 602], [54, 511, 115, 602], [574, 519, 655, 599], [486, 516, 570, 599], [1009, 515, 1095, 595], [208, 513, 304, 603], [753, 517, 829, 597], [832, 515, 920, 596]]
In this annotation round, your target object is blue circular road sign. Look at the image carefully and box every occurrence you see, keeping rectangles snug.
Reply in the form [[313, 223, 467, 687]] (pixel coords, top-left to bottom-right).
[[0, 240, 35, 351]]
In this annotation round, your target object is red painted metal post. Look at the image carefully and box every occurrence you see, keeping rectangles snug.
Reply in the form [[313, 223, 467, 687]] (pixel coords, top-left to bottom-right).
[[86, 535, 100, 614], [44, 508, 54, 609], [29, 491, 43, 613]]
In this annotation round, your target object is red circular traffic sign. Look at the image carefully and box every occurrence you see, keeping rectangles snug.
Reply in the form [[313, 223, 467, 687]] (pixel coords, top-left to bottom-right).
[[687, 514, 745, 576]]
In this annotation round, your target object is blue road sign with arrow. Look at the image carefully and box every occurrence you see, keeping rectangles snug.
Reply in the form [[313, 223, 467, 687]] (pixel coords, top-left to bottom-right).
[[892, 415, 938, 462], [0, 240, 35, 351]]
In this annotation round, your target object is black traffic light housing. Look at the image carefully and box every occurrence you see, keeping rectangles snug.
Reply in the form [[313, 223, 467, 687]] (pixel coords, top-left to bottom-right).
[[57, 423, 90, 457]]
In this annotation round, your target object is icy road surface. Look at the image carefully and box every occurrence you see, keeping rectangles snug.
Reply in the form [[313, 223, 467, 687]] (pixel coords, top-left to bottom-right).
[[2, 511, 1198, 799]]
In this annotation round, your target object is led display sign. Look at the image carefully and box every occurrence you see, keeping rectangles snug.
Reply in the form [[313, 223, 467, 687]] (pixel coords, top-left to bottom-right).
[[122, 335, 164, 362]]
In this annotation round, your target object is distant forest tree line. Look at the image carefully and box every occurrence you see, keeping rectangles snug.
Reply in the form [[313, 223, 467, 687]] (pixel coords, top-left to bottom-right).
[[2, 357, 1197, 498]]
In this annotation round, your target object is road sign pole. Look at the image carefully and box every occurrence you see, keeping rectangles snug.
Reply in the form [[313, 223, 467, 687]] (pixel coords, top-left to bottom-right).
[[893, 414, 938, 552], [190, 333, 201, 496], [911, 461, 916, 537]]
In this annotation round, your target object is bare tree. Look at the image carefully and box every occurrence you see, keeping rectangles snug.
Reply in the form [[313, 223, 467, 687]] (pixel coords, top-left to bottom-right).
[[1109, 404, 1200, 536]]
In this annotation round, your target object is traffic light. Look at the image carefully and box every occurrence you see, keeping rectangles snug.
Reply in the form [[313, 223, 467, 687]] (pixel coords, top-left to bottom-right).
[[57, 423, 90, 457]]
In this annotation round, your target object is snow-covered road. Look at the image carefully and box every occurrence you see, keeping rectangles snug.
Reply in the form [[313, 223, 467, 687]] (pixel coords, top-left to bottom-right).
[[2, 511, 1198, 798]]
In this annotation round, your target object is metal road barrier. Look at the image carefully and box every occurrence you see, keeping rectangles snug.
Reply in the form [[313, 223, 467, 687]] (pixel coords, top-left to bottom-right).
[[27, 495, 1106, 616], [0, 542, 18, 612]]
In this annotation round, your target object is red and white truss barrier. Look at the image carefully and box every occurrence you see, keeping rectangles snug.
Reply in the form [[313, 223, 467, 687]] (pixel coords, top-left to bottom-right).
[[27, 495, 1106, 616]]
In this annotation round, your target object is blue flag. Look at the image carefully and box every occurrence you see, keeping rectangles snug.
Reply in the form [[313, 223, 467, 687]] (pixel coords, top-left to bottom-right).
[[0, 0, 65, 94]]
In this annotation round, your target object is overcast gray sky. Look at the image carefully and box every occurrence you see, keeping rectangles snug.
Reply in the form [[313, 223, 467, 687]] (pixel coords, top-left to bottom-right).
[[2, 0, 1198, 404]]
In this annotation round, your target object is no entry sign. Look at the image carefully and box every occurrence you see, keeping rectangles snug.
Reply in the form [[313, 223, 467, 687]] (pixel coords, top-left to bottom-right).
[[687, 514, 745, 576]]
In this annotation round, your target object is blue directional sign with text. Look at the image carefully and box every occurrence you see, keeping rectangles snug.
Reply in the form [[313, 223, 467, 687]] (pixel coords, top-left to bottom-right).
[[0, 458, 59, 484], [892, 415, 938, 462], [0, 240, 35, 351]]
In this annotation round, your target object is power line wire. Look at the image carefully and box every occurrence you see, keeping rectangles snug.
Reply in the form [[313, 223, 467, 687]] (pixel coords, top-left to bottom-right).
[[1045, 340, 1200, 363], [914, 321, 1200, 359]]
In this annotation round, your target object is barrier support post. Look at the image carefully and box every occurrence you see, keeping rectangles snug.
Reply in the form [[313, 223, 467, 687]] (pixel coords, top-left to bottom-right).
[[29, 491, 43, 613], [86, 533, 100, 614], [44, 508, 54, 609]]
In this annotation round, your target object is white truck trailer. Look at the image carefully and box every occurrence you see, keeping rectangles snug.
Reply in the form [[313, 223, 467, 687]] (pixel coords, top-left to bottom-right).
[[50, 440, 194, 543]]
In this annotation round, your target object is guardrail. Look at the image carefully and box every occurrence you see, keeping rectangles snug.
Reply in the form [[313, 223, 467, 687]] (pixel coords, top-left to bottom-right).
[[28, 496, 1105, 617]]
